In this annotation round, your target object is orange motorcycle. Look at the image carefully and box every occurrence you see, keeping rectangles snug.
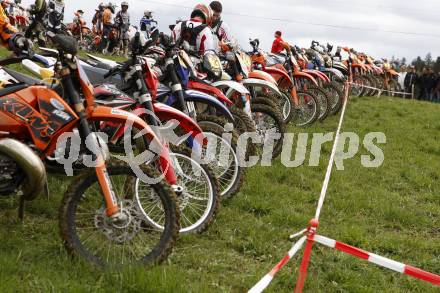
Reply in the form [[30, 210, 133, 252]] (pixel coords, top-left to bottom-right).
[[0, 34, 179, 266], [381, 59, 401, 96], [66, 11, 93, 50], [249, 39, 320, 126]]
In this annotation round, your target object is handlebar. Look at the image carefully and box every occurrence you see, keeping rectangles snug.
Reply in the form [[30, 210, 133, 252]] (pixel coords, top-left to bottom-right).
[[0, 52, 54, 67], [103, 66, 122, 79]]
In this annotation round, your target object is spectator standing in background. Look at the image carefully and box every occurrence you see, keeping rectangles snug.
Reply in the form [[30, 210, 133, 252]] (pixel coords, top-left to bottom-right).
[[100, 2, 115, 53], [426, 68, 437, 102], [418, 68, 429, 100], [404, 65, 417, 98], [92, 3, 105, 35], [115, 1, 130, 57], [434, 72, 440, 103]]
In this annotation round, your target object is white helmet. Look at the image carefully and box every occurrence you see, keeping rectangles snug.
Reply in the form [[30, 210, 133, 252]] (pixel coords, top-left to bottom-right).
[[144, 10, 152, 17], [121, 1, 128, 7]]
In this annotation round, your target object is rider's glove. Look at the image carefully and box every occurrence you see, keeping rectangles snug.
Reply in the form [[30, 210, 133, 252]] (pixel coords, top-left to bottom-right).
[[11, 35, 34, 56]]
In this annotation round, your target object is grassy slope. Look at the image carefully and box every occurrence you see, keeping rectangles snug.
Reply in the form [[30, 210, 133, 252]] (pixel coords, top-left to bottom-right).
[[0, 48, 439, 292]]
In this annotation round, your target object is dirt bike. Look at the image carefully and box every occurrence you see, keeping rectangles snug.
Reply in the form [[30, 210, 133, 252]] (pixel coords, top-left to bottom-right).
[[293, 46, 336, 120], [191, 42, 286, 159], [381, 60, 401, 97], [23, 34, 223, 235], [0, 33, 180, 266], [70, 50, 244, 200], [249, 39, 320, 126], [66, 13, 93, 50]]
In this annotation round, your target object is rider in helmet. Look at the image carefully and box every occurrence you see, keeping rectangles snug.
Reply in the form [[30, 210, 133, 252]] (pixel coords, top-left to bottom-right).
[[26, 0, 47, 46], [115, 1, 130, 57], [172, 4, 215, 56], [140, 10, 157, 36], [46, 0, 65, 34], [209, 1, 237, 51], [92, 3, 105, 34], [100, 2, 115, 53]]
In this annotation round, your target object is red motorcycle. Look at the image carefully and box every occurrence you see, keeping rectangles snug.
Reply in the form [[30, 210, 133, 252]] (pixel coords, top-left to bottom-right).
[[249, 39, 320, 126]]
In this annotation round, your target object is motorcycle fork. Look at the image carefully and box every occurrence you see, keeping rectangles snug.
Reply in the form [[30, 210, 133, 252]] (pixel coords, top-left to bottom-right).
[[133, 68, 179, 186], [166, 58, 190, 116], [289, 71, 300, 107], [290, 86, 299, 107], [62, 75, 120, 217]]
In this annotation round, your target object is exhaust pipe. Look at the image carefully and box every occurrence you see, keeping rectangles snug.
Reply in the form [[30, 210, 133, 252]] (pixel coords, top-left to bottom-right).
[[0, 138, 47, 201]]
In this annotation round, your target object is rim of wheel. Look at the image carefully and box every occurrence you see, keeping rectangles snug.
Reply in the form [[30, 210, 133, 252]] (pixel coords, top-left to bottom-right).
[[281, 93, 292, 121], [296, 93, 317, 126], [72, 171, 168, 266], [252, 110, 281, 155], [202, 132, 239, 197], [135, 153, 214, 233]]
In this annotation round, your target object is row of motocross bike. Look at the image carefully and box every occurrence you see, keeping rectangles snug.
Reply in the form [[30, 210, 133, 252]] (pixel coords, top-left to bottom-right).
[[22, 0, 128, 54], [0, 21, 399, 266]]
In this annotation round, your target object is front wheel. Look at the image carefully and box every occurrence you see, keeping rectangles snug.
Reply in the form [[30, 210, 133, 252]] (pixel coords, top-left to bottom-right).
[[260, 91, 295, 124], [251, 103, 285, 159], [194, 115, 246, 200], [350, 76, 364, 97], [323, 81, 343, 115], [140, 146, 220, 234], [59, 162, 180, 267], [295, 91, 320, 126], [307, 86, 330, 122]]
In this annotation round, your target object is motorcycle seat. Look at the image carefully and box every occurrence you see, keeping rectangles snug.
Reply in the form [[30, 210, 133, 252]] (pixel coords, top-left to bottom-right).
[[3, 68, 42, 86], [81, 58, 115, 71], [266, 53, 286, 67], [0, 83, 28, 97]]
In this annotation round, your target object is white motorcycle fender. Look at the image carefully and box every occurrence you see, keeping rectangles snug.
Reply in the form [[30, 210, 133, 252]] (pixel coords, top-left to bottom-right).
[[86, 54, 120, 68], [211, 80, 250, 98], [242, 78, 282, 97]]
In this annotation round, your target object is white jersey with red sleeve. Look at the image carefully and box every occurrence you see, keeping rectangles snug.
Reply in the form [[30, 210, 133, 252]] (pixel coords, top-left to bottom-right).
[[172, 19, 215, 56]]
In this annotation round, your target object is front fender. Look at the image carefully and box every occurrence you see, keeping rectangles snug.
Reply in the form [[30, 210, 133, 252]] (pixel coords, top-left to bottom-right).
[[333, 63, 348, 75], [249, 70, 278, 85], [90, 106, 163, 149], [264, 67, 292, 84], [303, 69, 330, 83], [321, 68, 344, 79], [87, 54, 119, 68], [293, 71, 319, 87], [211, 80, 250, 96], [154, 103, 205, 145], [188, 80, 233, 106], [242, 78, 282, 97], [185, 90, 235, 122]]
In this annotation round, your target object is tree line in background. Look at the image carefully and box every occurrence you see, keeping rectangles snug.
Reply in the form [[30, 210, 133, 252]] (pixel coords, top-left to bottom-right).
[[391, 53, 440, 73]]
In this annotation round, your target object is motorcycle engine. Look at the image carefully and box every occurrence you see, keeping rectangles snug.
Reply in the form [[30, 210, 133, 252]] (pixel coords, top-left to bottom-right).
[[0, 153, 24, 196]]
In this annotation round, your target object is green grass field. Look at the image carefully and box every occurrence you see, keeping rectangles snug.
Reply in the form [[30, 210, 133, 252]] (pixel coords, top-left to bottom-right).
[[0, 49, 439, 292]]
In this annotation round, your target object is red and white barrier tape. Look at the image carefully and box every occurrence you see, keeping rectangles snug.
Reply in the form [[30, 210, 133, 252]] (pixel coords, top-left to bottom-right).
[[315, 80, 350, 220], [248, 236, 307, 293], [249, 83, 352, 292], [248, 80, 440, 292], [313, 235, 440, 286]]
